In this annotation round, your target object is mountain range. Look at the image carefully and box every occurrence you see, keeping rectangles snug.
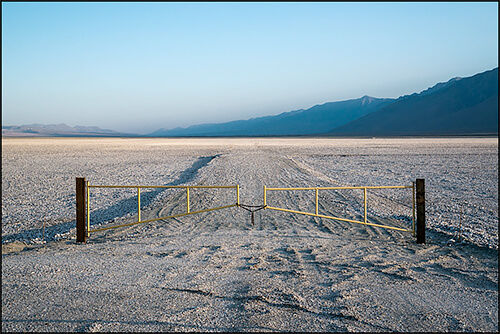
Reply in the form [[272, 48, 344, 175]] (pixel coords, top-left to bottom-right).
[[149, 96, 396, 137], [150, 67, 498, 137], [1, 123, 135, 137], [3, 67, 497, 137], [329, 67, 498, 136]]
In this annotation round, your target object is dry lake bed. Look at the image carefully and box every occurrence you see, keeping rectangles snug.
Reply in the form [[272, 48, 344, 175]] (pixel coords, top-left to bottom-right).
[[2, 137, 498, 332]]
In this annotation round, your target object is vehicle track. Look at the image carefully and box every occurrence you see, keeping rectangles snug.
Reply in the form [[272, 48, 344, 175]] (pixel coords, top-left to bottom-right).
[[101, 146, 414, 243]]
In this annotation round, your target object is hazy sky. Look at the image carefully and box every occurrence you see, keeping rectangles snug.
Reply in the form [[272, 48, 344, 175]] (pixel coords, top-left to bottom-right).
[[2, 2, 498, 134]]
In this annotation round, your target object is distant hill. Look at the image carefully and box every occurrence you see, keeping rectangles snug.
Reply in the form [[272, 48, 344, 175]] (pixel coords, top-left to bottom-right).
[[1, 123, 135, 137], [327, 67, 498, 136], [150, 68, 498, 137], [149, 96, 396, 137], [5, 68, 497, 138]]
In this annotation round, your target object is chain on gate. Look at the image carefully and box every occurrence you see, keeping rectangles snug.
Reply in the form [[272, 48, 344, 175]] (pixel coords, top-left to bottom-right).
[[238, 204, 266, 226]]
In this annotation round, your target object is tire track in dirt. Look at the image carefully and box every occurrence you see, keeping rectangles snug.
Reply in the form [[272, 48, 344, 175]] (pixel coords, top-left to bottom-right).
[[105, 146, 413, 243], [89, 155, 222, 240], [284, 156, 414, 241]]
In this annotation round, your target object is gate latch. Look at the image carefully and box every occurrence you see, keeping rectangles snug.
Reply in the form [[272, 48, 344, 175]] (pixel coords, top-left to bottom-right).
[[238, 204, 266, 226]]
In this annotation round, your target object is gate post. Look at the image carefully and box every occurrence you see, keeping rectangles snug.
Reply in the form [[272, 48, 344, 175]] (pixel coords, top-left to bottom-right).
[[416, 179, 425, 244], [76, 177, 87, 243]]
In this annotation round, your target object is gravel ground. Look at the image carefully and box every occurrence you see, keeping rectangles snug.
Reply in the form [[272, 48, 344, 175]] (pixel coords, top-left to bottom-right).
[[2, 137, 498, 332]]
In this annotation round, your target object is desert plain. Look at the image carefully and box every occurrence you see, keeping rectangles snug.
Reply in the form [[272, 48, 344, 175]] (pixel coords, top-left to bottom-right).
[[2, 137, 498, 332]]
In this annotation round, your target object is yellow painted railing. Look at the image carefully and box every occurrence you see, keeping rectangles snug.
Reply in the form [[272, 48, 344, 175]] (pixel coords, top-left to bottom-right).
[[83, 181, 415, 238], [86, 183, 239, 236], [263, 184, 415, 235]]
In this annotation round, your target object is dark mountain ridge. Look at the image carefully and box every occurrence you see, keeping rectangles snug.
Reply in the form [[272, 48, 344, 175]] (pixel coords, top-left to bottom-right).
[[1, 123, 135, 137], [4, 68, 497, 137], [328, 67, 498, 136], [149, 96, 396, 137], [150, 67, 497, 137]]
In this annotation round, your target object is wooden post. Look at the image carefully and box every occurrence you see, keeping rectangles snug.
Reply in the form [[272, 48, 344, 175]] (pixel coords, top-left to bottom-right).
[[76, 177, 86, 243], [416, 178, 425, 244]]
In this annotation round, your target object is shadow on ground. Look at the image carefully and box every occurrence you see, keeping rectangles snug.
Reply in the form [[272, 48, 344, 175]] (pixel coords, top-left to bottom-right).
[[2, 155, 220, 244]]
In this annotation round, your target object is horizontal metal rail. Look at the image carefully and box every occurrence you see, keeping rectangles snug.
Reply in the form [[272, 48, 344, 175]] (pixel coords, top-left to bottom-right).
[[86, 184, 239, 236], [88, 185, 238, 189], [265, 206, 412, 232], [264, 184, 415, 234], [265, 185, 413, 191], [89, 204, 238, 233]]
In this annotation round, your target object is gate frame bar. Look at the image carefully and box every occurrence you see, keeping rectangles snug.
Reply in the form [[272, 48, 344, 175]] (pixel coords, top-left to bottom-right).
[[80, 182, 239, 241], [264, 182, 422, 236]]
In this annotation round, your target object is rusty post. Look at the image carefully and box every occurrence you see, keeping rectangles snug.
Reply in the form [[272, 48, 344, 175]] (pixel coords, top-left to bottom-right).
[[416, 179, 425, 244], [76, 177, 87, 243]]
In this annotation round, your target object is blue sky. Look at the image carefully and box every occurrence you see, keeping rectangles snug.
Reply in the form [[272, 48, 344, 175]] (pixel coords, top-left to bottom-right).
[[2, 2, 498, 134]]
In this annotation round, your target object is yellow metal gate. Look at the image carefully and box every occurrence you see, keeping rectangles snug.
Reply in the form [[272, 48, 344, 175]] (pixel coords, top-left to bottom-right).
[[86, 183, 239, 236], [76, 178, 425, 243], [263, 184, 416, 235]]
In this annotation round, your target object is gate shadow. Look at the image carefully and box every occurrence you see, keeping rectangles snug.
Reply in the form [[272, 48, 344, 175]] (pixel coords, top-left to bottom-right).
[[2, 155, 220, 244]]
